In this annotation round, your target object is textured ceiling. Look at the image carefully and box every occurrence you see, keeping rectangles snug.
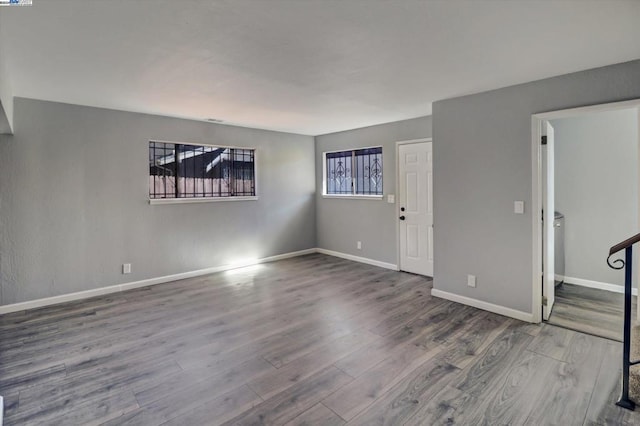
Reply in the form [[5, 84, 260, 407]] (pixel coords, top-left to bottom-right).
[[1, 0, 639, 135]]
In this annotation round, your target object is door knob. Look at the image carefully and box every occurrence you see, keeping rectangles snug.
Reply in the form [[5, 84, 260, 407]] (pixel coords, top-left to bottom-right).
[[399, 216, 406, 220], [400, 207, 405, 212]]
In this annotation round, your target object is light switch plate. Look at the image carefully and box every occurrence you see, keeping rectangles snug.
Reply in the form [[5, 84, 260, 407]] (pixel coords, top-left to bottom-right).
[[514, 201, 524, 214], [467, 274, 476, 288], [387, 194, 395, 203]]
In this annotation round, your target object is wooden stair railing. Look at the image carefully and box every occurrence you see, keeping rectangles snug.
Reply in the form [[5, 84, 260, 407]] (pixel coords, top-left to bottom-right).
[[608, 232, 640, 410]]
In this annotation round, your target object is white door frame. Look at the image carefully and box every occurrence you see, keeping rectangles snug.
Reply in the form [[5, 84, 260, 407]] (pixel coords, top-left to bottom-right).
[[531, 99, 640, 323], [541, 121, 556, 320], [396, 137, 433, 273]]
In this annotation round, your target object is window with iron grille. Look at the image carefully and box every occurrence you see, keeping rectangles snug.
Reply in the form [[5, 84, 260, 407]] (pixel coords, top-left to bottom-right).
[[149, 141, 256, 199], [324, 147, 383, 196]]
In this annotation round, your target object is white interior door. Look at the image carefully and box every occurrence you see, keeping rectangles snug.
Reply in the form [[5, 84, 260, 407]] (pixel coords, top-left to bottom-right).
[[399, 141, 433, 276], [543, 121, 555, 320]]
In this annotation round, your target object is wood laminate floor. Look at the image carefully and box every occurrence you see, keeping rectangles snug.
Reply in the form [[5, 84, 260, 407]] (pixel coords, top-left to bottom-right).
[[1, 254, 639, 425], [547, 283, 637, 342]]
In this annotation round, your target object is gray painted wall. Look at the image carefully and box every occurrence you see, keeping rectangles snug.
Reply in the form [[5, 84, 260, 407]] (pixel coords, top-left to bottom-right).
[[552, 109, 638, 287], [433, 59, 640, 314], [0, 19, 13, 133], [315, 117, 432, 265], [0, 98, 316, 305], [0, 100, 10, 134]]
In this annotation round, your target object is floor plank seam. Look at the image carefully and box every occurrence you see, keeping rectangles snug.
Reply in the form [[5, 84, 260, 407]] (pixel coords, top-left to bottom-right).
[[173, 358, 189, 371], [321, 401, 347, 423], [131, 388, 148, 410], [524, 347, 572, 364], [580, 342, 611, 426], [245, 382, 266, 402]]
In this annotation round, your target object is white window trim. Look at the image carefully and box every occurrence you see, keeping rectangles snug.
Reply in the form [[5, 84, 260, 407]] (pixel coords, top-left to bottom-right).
[[151, 139, 256, 151], [322, 146, 383, 198], [149, 140, 259, 203], [321, 195, 383, 200], [149, 196, 259, 205]]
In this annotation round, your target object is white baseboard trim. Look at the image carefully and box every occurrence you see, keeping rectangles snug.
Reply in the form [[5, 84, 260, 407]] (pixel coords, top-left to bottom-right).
[[315, 248, 398, 271], [0, 248, 317, 315], [563, 276, 638, 296], [1, 248, 401, 315], [431, 288, 535, 323]]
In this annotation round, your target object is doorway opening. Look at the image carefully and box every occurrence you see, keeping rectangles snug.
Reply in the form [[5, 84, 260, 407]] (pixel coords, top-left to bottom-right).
[[396, 138, 433, 277], [532, 100, 640, 340]]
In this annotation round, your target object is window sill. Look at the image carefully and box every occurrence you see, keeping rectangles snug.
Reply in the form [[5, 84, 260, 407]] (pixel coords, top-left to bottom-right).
[[322, 195, 384, 200], [149, 196, 259, 205]]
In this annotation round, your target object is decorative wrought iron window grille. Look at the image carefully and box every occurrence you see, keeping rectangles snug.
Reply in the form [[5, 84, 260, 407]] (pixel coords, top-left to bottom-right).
[[149, 141, 256, 199], [325, 147, 383, 196]]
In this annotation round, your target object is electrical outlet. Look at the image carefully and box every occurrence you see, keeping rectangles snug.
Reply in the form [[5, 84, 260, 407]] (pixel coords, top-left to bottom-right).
[[467, 274, 476, 288], [514, 201, 525, 214], [357, 241, 362, 250], [123, 263, 132, 274]]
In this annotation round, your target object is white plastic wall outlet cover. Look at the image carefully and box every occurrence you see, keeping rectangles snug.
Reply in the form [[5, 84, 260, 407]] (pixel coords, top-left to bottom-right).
[[467, 274, 477, 287], [514, 201, 525, 214], [387, 194, 395, 203]]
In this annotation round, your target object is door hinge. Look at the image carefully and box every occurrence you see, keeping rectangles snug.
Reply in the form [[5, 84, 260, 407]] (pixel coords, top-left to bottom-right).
[[542, 296, 548, 306], [541, 136, 547, 145]]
